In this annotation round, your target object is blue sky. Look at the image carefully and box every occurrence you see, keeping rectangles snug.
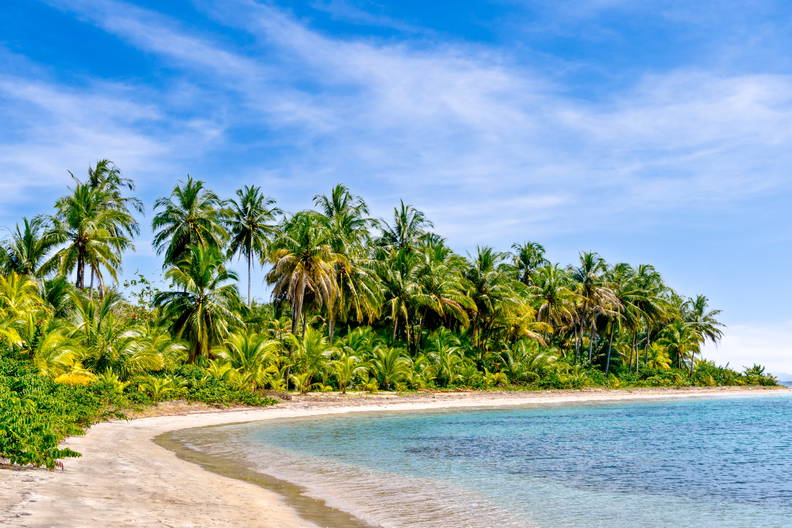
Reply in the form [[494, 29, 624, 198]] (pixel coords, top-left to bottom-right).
[[1, 0, 791, 373]]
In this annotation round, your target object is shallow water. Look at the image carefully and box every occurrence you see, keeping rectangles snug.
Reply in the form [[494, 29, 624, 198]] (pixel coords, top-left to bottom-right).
[[173, 395, 792, 528]]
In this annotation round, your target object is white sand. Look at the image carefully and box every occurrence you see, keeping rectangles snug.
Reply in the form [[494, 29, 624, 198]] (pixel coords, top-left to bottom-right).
[[1, 386, 788, 527]]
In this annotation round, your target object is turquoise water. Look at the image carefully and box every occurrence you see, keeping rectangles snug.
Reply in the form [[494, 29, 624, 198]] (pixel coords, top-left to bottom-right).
[[180, 395, 792, 527]]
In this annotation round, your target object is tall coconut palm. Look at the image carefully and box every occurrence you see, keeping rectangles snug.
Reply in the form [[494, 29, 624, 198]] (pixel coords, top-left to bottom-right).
[[682, 294, 724, 369], [155, 245, 242, 363], [152, 176, 228, 267], [226, 185, 281, 307], [313, 184, 371, 249], [314, 185, 381, 341], [47, 183, 133, 289], [266, 212, 342, 336], [74, 160, 141, 292]]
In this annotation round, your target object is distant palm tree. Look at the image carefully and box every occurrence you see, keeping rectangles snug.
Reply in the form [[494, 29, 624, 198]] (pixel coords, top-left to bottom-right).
[[684, 295, 724, 344], [266, 212, 342, 336], [657, 321, 698, 371], [155, 245, 242, 363], [376, 251, 418, 343], [465, 246, 520, 350], [682, 294, 724, 369], [378, 200, 432, 252], [412, 243, 474, 333], [511, 241, 548, 285], [226, 185, 281, 307], [571, 252, 620, 364], [532, 264, 577, 342], [152, 176, 228, 267]]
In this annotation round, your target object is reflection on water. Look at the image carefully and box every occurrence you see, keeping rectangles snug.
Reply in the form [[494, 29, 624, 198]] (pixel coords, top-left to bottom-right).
[[174, 395, 792, 528]]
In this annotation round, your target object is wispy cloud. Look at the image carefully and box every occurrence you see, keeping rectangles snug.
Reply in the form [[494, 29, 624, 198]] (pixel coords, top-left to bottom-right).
[[12, 0, 792, 247]]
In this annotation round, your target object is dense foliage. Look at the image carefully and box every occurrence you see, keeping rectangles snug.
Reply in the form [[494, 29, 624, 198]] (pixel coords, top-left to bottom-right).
[[0, 161, 778, 465]]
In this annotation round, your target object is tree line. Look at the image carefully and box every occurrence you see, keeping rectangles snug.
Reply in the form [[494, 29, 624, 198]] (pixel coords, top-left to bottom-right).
[[1, 160, 776, 394]]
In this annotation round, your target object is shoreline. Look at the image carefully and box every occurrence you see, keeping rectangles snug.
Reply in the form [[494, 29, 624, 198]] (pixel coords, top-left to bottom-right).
[[1, 386, 788, 528]]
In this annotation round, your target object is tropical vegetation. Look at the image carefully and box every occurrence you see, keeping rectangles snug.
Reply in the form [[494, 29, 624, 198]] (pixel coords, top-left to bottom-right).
[[0, 160, 777, 467]]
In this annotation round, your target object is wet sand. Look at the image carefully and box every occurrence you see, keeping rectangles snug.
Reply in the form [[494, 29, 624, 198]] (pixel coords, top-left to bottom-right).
[[1, 386, 787, 528]]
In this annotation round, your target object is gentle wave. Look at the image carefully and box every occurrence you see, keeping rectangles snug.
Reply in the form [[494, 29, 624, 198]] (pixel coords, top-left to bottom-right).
[[176, 425, 532, 528]]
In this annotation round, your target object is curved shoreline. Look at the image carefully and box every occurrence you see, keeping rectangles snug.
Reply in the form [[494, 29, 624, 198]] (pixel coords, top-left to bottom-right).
[[1, 386, 789, 528]]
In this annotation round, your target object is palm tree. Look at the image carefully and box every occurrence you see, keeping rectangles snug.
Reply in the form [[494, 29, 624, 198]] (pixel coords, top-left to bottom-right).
[[412, 243, 474, 335], [657, 321, 699, 371], [47, 183, 133, 289], [368, 345, 411, 390], [152, 176, 228, 267], [266, 212, 342, 336], [155, 245, 242, 363], [570, 252, 619, 364], [76, 160, 141, 292], [378, 200, 432, 252], [219, 331, 279, 377], [499, 339, 558, 384], [314, 185, 381, 341], [511, 241, 548, 285], [226, 185, 281, 307], [531, 264, 577, 342], [332, 351, 367, 393], [313, 184, 371, 249], [0, 272, 49, 346], [464, 246, 521, 350], [377, 254, 418, 344], [2, 216, 58, 278], [426, 330, 465, 387], [684, 295, 724, 345]]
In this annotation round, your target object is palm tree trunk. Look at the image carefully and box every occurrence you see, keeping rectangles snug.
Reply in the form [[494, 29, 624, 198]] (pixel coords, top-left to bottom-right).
[[588, 319, 595, 364], [328, 315, 336, 344], [292, 301, 301, 336], [76, 253, 84, 288], [89, 268, 95, 298], [247, 253, 252, 308], [605, 323, 615, 375]]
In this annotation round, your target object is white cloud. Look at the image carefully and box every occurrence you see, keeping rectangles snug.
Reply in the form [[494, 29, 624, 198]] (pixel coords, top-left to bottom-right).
[[40, 1, 792, 227]]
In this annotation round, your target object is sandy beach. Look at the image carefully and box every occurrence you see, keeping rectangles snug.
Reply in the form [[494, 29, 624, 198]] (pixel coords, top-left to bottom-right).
[[1, 386, 788, 528]]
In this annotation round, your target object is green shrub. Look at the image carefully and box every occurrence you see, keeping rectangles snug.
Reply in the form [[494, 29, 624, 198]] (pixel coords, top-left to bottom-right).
[[0, 356, 98, 468]]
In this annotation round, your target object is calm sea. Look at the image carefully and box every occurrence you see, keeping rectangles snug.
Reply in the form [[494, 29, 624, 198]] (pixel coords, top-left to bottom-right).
[[173, 395, 792, 528]]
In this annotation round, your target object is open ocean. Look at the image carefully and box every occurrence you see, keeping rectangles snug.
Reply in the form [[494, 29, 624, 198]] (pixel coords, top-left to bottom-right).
[[172, 395, 792, 528]]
